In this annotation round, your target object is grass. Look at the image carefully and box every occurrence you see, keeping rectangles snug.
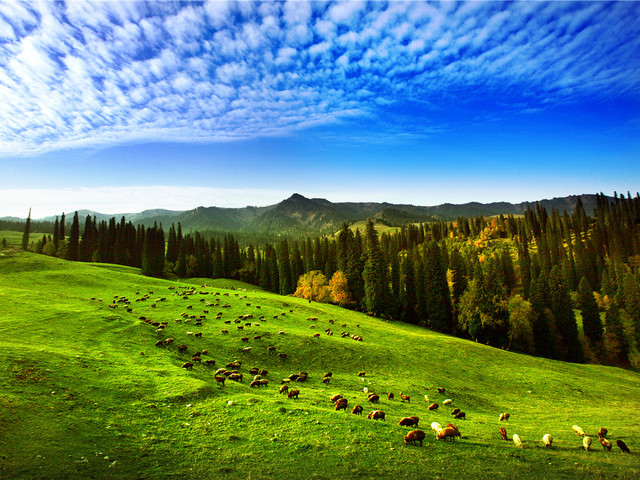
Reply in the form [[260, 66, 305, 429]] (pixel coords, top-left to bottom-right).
[[0, 250, 639, 479]]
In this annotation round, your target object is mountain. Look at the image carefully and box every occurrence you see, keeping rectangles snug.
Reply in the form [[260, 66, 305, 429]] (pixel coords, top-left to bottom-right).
[[26, 193, 607, 234]]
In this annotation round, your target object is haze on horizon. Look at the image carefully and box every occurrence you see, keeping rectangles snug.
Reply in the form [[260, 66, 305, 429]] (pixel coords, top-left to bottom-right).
[[0, 0, 638, 218]]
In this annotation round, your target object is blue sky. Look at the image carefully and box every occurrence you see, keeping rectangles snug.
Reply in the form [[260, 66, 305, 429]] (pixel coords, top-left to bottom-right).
[[0, 0, 639, 218]]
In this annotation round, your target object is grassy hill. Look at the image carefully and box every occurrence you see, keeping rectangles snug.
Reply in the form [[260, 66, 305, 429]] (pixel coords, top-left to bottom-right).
[[1, 252, 639, 479]]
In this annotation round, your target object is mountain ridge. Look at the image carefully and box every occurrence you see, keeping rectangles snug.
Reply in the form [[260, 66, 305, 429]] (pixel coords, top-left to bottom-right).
[[4, 193, 609, 234]]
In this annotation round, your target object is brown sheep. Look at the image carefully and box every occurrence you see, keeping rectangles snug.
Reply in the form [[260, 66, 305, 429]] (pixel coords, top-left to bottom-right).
[[268, 346, 276, 352], [451, 408, 460, 416], [177, 344, 188, 352], [352, 405, 363, 415], [330, 394, 343, 403], [400, 393, 411, 403], [278, 353, 288, 360], [436, 427, 460, 441], [445, 424, 461, 437], [191, 356, 202, 363], [249, 367, 259, 375], [228, 373, 243, 382], [598, 427, 608, 438], [357, 371, 366, 377], [241, 337, 249, 342], [399, 417, 419, 427], [367, 410, 385, 421], [499, 427, 508, 441], [335, 398, 348, 411], [404, 430, 426, 446], [279, 385, 289, 394], [437, 387, 445, 394], [387, 393, 394, 400], [368, 394, 380, 404], [194, 332, 202, 338], [313, 333, 320, 338], [428, 403, 439, 411], [454, 411, 466, 420], [214, 375, 226, 386], [322, 376, 331, 384], [288, 389, 300, 399], [259, 369, 268, 376], [617, 440, 630, 453], [600, 437, 612, 451], [181, 362, 194, 370], [204, 359, 216, 366]]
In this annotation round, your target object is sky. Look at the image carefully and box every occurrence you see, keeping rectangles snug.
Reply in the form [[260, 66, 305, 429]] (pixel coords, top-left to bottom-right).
[[0, 0, 639, 219]]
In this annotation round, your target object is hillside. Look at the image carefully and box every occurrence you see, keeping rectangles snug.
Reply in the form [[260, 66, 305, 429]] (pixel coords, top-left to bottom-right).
[[1, 252, 639, 479], [7, 193, 608, 235]]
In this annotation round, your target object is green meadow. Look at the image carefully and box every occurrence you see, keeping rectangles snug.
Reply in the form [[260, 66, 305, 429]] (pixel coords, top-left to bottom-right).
[[1, 250, 639, 479]]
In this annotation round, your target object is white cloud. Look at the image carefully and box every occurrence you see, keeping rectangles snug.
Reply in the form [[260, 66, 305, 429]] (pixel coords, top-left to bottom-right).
[[0, 0, 637, 158]]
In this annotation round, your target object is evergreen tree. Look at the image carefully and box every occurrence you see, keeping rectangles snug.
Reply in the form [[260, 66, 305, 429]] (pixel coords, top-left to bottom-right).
[[400, 254, 417, 323], [362, 220, 389, 316], [577, 276, 603, 348], [423, 241, 454, 332], [59, 212, 66, 241], [449, 249, 467, 311], [622, 272, 640, 350], [141, 223, 165, 277], [79, 215, 96, 262], [549, 266, 584, 362], [603, 300, 629, 366], [53, 216, 60, 251], [21, 208, 31, 251], [529, 274, 555, 358], [166, 224, 179, 265], [66, 211, 80, 261], [277, 239, 293, 295], [346, 230, 365, 308]]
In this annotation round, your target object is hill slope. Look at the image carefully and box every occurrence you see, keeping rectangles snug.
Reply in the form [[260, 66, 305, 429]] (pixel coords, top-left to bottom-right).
[[1, 252, 639, 479]]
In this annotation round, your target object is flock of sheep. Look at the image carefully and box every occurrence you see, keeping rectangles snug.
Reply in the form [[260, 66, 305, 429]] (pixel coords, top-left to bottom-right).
[[101, 285, 633, 456]]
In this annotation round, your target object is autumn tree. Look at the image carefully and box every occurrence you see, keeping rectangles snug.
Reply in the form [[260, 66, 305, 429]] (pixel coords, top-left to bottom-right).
[[293, 270, 330, 302], [329, 270, 352, 307]]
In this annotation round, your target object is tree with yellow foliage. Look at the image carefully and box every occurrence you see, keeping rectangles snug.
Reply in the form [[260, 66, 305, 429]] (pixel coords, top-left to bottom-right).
[[293, 270, 331, 302]]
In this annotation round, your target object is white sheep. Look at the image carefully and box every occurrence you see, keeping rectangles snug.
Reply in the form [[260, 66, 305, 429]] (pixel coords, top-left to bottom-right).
[[572, 425, 586, 437], [543, 434, 553, 448], [431, 422, 442, 432], [364, 387, 369, 395], [583, 436, 592, 451], [513, 434, 523, 448], [443, 399, 453, 405]]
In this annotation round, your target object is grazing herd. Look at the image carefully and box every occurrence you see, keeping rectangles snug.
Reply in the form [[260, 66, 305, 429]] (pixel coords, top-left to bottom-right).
[[101, 285, 633, 457]]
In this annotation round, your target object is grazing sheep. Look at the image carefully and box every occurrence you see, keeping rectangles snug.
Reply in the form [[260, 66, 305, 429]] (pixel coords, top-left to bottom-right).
[[616, 440, 630, 453], [513, 434, 523, 448], [335, 398, 348, 411], [451, 408, 460, 416], [499, 412, 511, 421], [324, 372, 333, 378], [352, 405, 363, 415], [436, 427, 460, 441], [241, 337, 249, 342], [400, 393, 411, 403], [278, 353, 288, 360], [543, 434, 553, 448], [330, 394, 343, 403], [164, 338, 175, 345], [287, 389, 300, 399], [399, 417, 419, 427], [367, 410, 385, 421], [268, 346, 276, 352], [178, 344, 188, 352], [204, 359, 216, 366], [600, 437, 612, 451], [242, 347, 252, 353], [499, 427, 508, 441], [572, 425, 586, 437], [428, 403, 439, 411], [215, 368, 227, 376], [454, 411, 466, 420], [228, 373, 243, 382], [155, 340, 164, 347], [404, 430, 426, 446], [181, 362, 194, 370], [387, 393, 394, 400], [363, 387, 369, 395], [598, 427, 608, 438], [313, 333, 320, 338], [443, 399, 453, 405], [367, 394, 380, 404], [445, 424, 461, 437], [249, 367, 259, 375], [194, 332, 202, 338], [357, 371, 366, 377], [191, 356, 202, 363], [437, 387, 445, 394], [583, 436, 592, 451], [322, 376, 331, 384], [431, 422, 442, 432], [259, 369, 268, 376], [279, 385, 288, 394]]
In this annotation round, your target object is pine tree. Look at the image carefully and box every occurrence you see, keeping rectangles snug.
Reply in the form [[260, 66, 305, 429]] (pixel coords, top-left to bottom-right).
[[577, 276, 603, 348], [603, 300, 629, 366], [53, 216, 60, 252], [66, 211, 80, 261], [79, 215, 96, 262], [362, 220, 389, 316], [449, 249, 467, 311], [277, 239, 293, 295], [549, 266, 584, 362], [622, 272, 640, 351], [21, 208, 31, 251], [59, 212, 66, 241], [423, 241, 454, 333], [529, 274, 555, 358], [400, 254, 417, 323]]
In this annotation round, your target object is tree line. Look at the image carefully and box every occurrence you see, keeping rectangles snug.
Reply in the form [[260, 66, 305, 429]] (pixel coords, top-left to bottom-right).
[[23, 192, 640, 367]]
